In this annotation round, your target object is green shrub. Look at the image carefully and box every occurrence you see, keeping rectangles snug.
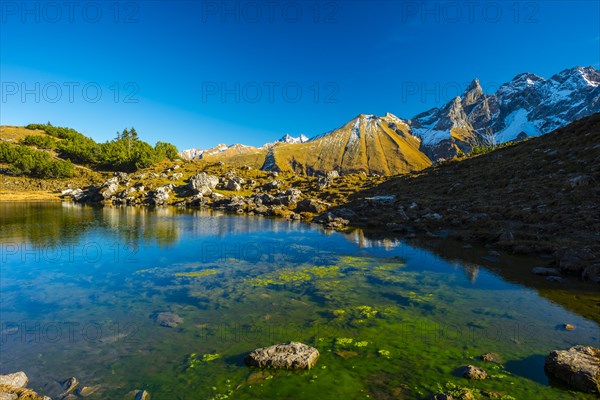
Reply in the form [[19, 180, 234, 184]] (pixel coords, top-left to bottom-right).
[[24, 124, 179, 172], [0, 141, 74, 178], [21, 135, 57, 149]]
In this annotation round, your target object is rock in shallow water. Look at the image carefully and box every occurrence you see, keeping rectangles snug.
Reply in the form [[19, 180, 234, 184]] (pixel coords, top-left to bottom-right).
[[245, 342, 320, 370], [151, 312, 183, 328], [462, 365, 487, 380], [545, 345, 600, 393]]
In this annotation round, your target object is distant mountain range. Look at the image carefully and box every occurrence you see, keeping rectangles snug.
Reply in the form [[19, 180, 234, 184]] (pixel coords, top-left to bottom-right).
[[181, 66, 600, 175]]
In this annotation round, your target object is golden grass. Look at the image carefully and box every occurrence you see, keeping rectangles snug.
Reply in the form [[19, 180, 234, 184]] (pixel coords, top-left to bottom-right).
[[0, 190, 61, 201], [0, 125, 46, 142]]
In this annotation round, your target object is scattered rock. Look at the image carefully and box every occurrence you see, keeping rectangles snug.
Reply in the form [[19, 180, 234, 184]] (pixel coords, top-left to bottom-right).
[[0, 372, 28, 389], [531, 267, 560, 276], [296, 199, 327, 214], [555, 247, 596, 275], [225, 176, 245, 191], [497, 231, 514, 244], [99, 178, 119, 200], [244, 342, 320, 370], [431, 394, 453, 400], [545, 346, 600, 393], [147, 185, 171, 205], [188, 173, 219, 195], [582, 264, 600, 283], [569, 175, 593, 188], [151, 312, 183, 328], [480, 352, 502, 364], [564, 324, 576, 331], [313, 212, 349, 229], [262, 180, 282, 191], [462, 365, 487, 380]]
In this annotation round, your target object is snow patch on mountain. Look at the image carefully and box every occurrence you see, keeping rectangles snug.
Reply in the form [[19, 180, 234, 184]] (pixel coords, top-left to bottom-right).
[[495, 109, 541, 142]]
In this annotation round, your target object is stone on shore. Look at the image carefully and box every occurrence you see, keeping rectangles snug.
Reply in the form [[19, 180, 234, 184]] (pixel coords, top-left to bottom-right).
[[0, 372, 28, 389]]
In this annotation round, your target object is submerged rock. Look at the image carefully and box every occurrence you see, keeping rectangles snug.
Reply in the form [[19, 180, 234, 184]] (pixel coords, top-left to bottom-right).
[[462, 365, 487, 380], [244, 342, 319, 370], [480, 352, 502, 364], [135, 390, 151, 400], [77, 384, 101, 397], [545, 346, 600, 393], [60, 376, 78, 397], [151, 312, 183, 328]]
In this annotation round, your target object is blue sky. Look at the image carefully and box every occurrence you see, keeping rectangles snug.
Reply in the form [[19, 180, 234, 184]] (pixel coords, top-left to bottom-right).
[[1, 0, 599, 150]]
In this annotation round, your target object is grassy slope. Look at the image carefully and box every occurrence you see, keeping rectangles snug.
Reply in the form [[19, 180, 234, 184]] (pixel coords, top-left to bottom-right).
[[270, 115, 432, 175], [345, 113, 600, 255], [0, 126, 105, 199]]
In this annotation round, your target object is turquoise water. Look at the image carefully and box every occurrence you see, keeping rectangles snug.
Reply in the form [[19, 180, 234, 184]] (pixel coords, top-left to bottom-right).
[[0, 202, 598, 399]]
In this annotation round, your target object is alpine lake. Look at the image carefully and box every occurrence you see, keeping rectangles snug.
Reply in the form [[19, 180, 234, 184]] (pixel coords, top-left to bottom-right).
[[0, 202, 598, 400]]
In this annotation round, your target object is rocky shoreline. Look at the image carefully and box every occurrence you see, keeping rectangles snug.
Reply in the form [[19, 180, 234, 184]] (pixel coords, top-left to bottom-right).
[[56, 161, 600, 285], [3, 344, 598, 399]]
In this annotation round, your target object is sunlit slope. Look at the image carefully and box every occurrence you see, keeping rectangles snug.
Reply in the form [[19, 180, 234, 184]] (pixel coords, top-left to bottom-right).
[[200, 144, 268, 169], [267, 113, 432, 175]]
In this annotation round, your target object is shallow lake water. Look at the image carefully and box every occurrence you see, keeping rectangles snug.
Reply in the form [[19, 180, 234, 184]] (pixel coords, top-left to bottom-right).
[[0, 202, 598, 399]]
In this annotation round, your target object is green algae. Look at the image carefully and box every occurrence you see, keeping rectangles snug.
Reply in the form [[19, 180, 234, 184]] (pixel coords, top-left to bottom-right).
[[248, 265, 342, 286], [174, 269, 218, 278]]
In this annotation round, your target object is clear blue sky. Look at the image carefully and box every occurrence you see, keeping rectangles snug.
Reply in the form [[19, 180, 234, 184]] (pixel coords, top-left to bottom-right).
[[1, 0, 598, 150]]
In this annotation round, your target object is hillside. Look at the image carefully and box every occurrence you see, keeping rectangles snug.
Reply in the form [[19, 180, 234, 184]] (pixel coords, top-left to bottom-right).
[[265, 113, 432, 175], [336, 113, 600, 278]]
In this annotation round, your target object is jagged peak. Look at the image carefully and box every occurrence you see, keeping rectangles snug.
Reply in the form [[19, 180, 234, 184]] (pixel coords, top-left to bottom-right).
[[508, 72, 545, 86], [465, 78, 482, 92]]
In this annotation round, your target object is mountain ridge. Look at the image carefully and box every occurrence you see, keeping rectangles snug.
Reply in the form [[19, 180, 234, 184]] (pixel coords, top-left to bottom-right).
[[181, 66, 599, 175]]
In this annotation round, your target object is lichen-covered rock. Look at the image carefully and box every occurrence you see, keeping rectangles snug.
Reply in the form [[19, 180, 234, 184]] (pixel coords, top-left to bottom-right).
[[245, 342, 319, 370], [545, 346, 600, 393]]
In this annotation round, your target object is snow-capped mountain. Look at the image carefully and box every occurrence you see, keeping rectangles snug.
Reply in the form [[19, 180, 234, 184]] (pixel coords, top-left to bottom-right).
[[180, 66, 599, 172], [261, 133, 310, 149], [179, 144, 230, 160], [410, 66, 600, 159]]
